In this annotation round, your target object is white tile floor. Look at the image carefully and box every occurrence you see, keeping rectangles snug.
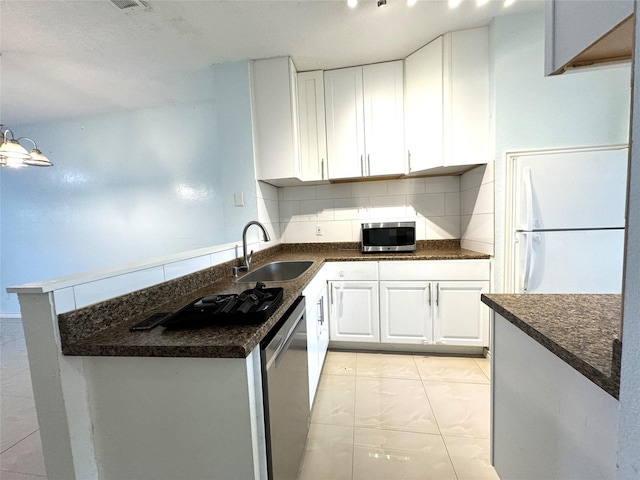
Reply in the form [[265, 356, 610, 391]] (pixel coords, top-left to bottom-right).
[[299, 351, 499, 480], [0, 318, 498, 480], [0, 318, 47, 479]]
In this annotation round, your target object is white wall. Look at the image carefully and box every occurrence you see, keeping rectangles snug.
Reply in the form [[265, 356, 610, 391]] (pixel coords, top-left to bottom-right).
[[491, 11, 631, 292], [0, 61, 258, 315], [278, 176, 461, 243]]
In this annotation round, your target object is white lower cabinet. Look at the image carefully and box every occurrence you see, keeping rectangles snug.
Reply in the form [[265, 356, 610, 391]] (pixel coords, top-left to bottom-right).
[[380, 280, 489, 347], [329, 281, 380, 343], [379, 281, 432, 344], [327, 260, 490, 350], [304, 267, 329, 407], [433, 281, 489, 347]]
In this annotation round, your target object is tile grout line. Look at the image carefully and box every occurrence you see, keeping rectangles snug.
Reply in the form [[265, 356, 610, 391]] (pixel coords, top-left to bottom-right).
[[0, 427, 40, 455], [414, 354, 461, 480]]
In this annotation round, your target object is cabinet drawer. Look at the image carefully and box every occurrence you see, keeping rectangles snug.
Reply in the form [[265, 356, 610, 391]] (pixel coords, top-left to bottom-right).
[[379, 260, 489, 281], [324, 261, 378, 281]]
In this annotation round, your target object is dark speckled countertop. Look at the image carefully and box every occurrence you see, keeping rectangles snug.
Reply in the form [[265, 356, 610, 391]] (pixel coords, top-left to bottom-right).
[[59, 241, 489, 359], [481, 294, 621, 398]]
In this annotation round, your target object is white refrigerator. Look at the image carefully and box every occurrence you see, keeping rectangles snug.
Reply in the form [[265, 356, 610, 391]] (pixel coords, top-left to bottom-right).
[[512, 147, 628, 293]]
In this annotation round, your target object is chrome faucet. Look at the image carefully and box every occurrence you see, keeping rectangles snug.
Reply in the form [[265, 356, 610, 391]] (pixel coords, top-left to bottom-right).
[[236, 220, 270, 275]]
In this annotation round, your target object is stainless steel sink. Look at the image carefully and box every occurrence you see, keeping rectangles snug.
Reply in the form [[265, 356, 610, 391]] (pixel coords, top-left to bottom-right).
[[235, 260, 314, 283]]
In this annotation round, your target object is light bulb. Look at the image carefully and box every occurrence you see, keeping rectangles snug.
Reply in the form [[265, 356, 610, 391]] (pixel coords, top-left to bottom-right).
[[347, 0, 358, 7]]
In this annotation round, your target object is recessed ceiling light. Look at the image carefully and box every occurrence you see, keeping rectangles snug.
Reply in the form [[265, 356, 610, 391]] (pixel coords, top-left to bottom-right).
[[504, 0, 516, 6], [477, 0, 489, 5], [348, 0, 358, 7], [448, 0, 462, 8], [407, 0, 418, 6]]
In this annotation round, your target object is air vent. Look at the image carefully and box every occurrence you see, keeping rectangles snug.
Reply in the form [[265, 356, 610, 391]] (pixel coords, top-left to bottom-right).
[[110, 0, 148, 10]]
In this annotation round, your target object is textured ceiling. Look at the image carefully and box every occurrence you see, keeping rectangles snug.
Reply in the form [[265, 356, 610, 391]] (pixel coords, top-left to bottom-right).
[[0, 0, 543, 126]]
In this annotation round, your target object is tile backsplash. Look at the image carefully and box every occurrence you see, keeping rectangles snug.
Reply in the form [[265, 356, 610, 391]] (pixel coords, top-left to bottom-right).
[[277, 176, 462, 243], [460, 163, 494, 256], [257, 165, 494, 255]]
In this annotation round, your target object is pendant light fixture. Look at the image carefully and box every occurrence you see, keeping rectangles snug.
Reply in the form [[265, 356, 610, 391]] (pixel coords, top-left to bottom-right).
[[0, 127, 53, 168]]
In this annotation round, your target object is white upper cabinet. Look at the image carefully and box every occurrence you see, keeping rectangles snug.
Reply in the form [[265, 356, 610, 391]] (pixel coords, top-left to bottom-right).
[[404, 36, 443, 173], [251, 57, 301, 183], [404, 27, 489, 174], [297, 71, 328, 182], [324, 66, 366, 179], [545, 0, 633, 76], [444, 27, 490, 168], [363, 62, 406, 176], [324, 61, 405, 180]]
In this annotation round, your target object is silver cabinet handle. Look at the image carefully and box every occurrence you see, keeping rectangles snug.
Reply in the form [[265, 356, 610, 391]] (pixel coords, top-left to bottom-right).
[[428, 283, 432, 306], [321, 158, 325, 180], [436, 283, 440, 307], [408, 150, 412, 172], [318, 296, 324, 325], [367, 154, 371, 176], [360, 155, 364, 176]]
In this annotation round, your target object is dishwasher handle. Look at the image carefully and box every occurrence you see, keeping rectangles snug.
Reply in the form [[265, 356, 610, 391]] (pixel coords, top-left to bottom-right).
[[273, 312, 304, 368]]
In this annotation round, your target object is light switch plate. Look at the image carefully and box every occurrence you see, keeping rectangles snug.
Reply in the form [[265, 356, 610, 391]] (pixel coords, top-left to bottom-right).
[[234, 192, 244, 206]]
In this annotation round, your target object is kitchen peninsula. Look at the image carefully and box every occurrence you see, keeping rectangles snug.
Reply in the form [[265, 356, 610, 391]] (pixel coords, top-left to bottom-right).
[[481, 294, 621, 479], [11, 240, 489, 480]]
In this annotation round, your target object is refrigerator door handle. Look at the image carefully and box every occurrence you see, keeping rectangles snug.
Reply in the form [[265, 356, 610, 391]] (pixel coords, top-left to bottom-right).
[[521, 232, 540, 293], [523, 167, 534, 231]]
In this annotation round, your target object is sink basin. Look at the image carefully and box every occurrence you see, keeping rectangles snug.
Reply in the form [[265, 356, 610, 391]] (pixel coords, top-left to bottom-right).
[[235, 260, 314, 283]]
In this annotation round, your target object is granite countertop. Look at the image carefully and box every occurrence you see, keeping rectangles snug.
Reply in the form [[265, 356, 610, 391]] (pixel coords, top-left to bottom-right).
[[481, 294, 621, 398], [59, 241, 489, 359]]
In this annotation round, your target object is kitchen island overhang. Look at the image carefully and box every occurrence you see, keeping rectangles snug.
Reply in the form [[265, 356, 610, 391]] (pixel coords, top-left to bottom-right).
[[482, 293, 621, 480]]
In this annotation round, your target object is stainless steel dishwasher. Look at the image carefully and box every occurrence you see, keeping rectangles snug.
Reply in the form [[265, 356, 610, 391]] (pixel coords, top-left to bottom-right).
[[261, 296, 310, 480]]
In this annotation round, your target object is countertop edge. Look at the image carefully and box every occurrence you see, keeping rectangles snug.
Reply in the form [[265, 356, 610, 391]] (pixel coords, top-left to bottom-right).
[[59, 245, 490, 360], [481, 294, 621, 399]]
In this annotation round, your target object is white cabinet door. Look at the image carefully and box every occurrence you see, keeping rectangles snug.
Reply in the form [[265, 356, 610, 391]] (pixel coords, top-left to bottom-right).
[[363, 61, 405, 176], [324, 66, 365, 180], [317, 287, 329, 370], [298, 70, 328, 181], [403, 27, 489, 174], [304, 268, 329, 407], [252, 57, 301, 182], [325, 62, 405, 180], [306, 290, 321, 407], [404, 36, 444, 173], [443, 27, 489, 167], [433, 281, 489, 347], [379, 281, 432, 344], [329, 281, 379, 343]]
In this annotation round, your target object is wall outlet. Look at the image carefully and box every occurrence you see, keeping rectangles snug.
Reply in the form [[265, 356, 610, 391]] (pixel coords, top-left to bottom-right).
[[315, 225, 322, 236]]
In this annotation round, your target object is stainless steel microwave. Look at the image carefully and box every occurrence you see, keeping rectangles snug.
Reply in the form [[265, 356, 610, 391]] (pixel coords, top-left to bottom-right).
[[361, 221, 416, 253]]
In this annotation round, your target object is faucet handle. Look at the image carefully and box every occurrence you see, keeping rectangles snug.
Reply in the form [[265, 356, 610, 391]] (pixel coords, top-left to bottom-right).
[[247, 250, 254, 266]]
